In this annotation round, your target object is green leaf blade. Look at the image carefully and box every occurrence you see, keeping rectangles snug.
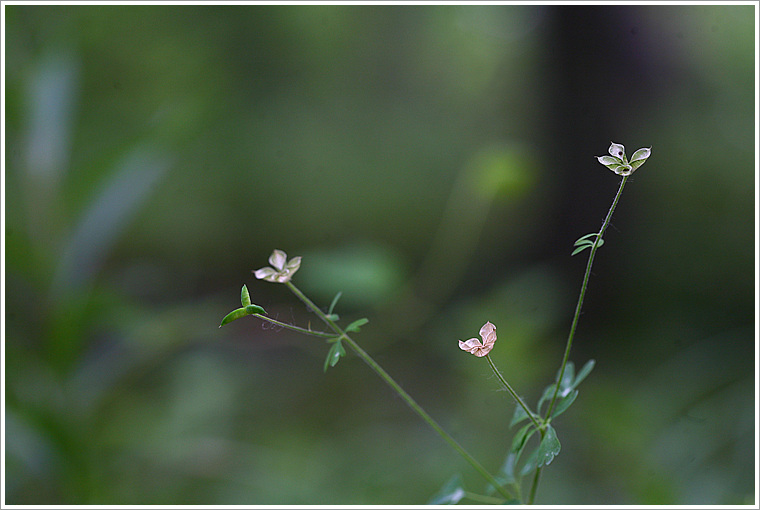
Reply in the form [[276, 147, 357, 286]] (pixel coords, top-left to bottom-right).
[[345, 318, 369, 332], [550, 389, 578, 420], [328, 291, 343, 316], [574, 232, 598, 245], [571, 244, 591, 256], [510, 405, 530, 428], [241, 284, 251, 307], [571, 359, 596, 390], [536, 425, 561, 467], [511, 422, 537, 461], [323, 341, 346, 372], [220, 307, 249, 327], [428, 474, 466, 505], [245, 304, 266, 315]]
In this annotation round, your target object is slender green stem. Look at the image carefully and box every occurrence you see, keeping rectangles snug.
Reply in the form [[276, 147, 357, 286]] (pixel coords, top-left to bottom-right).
[[544, 175, 628, 420], [283, 281, 513, 501], [254, 313, 336, 339], [485, 354, 541, 431], [528, 463, 542, 504], [527, 175, 629, 505], [284, 281, 344, 336]]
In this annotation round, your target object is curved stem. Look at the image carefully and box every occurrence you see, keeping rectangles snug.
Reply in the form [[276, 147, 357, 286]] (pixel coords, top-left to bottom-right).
[[485, 354, 541, 431], [254, 313, 336, 339], [528, 462, 542, 504], [284, 281, 513, 501]]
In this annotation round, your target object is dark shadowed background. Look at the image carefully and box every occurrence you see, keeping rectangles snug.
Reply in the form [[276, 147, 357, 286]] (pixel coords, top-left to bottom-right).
[[4, 4, 756, 505]]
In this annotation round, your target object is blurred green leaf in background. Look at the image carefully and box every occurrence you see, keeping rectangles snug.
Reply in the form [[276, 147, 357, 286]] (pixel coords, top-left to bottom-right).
[[3, 3, 756, 505]]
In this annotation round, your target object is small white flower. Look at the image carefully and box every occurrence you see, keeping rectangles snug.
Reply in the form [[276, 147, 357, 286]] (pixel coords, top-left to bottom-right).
[[596, 142, 651, 176], [254, 249, 302, 283], [459, 321, 497, 357]]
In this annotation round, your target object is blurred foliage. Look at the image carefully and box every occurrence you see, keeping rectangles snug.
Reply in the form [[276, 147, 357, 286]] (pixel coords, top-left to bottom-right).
[[3, 4, 756, 505]]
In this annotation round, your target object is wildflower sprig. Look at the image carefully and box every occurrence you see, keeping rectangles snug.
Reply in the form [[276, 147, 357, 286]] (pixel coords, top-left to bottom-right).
[[221, 142, 649, 504], [221, 249, 513, 501], [448, 142, 650, 504], [571, 143, 650, 257], [529, 142, 650, 503], [253, 249, 302, 283], [596, 142, 651, 176]]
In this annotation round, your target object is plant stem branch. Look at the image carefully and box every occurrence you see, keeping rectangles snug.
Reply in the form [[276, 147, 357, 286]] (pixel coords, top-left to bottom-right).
[[528, 463, 542, 505], [284, 281, 513, 501], [485, 354, 541, 430], [253, 314, 336, 339], [528, 175, 629, 505], [544, 175, 628, 420]]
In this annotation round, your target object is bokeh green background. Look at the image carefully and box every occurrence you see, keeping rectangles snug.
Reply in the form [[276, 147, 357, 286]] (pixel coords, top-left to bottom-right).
[[3, 4, 756, 505]]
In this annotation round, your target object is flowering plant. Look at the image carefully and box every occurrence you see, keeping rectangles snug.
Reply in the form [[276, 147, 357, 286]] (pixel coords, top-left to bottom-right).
[[221, 142, 650, 504], [253, 249, 301, 283], [596, 142, 651, 176], [459, 321, 497, 357]]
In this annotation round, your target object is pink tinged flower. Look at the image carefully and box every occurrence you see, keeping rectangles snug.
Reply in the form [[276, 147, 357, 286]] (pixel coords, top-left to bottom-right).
[[459, 321, 497, 357], [254, 249, 302, 283]]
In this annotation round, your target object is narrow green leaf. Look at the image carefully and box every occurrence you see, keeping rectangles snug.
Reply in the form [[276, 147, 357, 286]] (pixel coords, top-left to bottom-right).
[[519, 447, 539, 477], [571, 244, 592, 256], [428, 474, 466, 505], [571, 359, 596, 390], [245, 304, 266, 315], [219, 307, 249, 327], [550, 389, 578, 420], [536, 425, 561, 467], [328, 291, 343, 316], [323, 341, 346, 372], [536, 384, 556, 414], [510, 422, 537, 459], [510, 405, 530, 428], [560, 361, 575, 391], [574, 232, 599, 245], [345, 317, 369, 332], [241, 284, 251, 307]]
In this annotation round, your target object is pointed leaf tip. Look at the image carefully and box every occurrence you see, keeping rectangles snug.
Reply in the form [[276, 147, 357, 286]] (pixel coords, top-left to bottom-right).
[[346, 318, 369, 332], [220, 307, 249, 327], [245, 304, 266, 315], [241, 284, 251, 307], [323, 341, 346, 371]]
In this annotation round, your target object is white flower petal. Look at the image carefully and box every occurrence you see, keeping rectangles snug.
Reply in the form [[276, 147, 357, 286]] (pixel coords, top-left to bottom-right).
[[629, 147, 651, 171], [285, 256, 302, 273], [459, 338, 483, 354], [254, 267, 277, 280], [596, 155, 622, 166], [269, 250, 287, 271], [480, 321, 497, 349], [608, 142, 625, 160]]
